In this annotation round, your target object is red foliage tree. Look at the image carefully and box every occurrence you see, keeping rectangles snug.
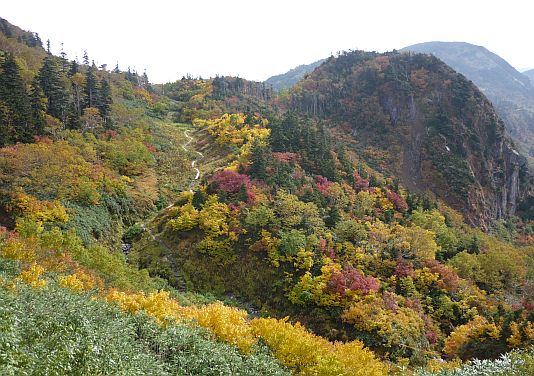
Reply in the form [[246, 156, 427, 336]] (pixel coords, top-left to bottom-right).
[[211, 170, 251, 194], [424, 260, 460, 292], [386, 190, 408, 212], [354, 172, 369, 191], [328, 266, 380, 296], [394, 259, 415, 278], [314, 175, 333, 195]]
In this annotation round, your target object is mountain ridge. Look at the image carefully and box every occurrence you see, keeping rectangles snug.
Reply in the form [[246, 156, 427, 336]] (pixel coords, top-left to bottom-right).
[[265, 58, 326, 91], [288, 50, 529, 227], [525, 68, 534, 83], [402, 41, 534, 161]]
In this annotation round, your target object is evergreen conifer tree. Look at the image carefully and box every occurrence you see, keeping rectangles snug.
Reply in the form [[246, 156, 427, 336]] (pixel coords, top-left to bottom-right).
[[97, 79, 112, 127], [249, 138, 270, 180], [82, 50, 89, 65], [84, 61, 97, 108], [68, 60, 79, 76], [38, 55, 68, 122], [29, 77, 46, 136], [0, 54, 33, 144]]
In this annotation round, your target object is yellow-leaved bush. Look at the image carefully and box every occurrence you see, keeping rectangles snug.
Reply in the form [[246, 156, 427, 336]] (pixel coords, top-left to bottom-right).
[[167, 202, 199, 231], [443, 315, 501, 358], [104, 290, 255, 351], [104, 289, 188, 325], [58, 269, 101, 292], [250, 317, 387, 375], [103, 288, 387, 372], [186, 302, 256, 353], [18, 262, 47, 288], [194, 113, 270, 169]]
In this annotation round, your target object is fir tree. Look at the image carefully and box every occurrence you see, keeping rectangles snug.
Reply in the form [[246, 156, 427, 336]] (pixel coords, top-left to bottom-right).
[[84, 62, 97, 108], [29, 77, 46, 136], [34, 32, 43, 48], [68, 60, 79, 76], [0, 101, 12, 146], [83, 50, 89, 65], [0, 54, 33, 145], [59, 43, 68, 71], [97, 79, 112, 127], [38, 55, 68, 122], [249, 138, 270, 180]]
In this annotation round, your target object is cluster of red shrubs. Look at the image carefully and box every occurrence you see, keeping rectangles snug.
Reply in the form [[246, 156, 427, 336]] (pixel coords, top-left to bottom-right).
[[314, 175, 334, 195], [386, 190, 408, 212], [354, 172, 369, 191], [211, 170, 251, 194], [328, 266, 380, 296]]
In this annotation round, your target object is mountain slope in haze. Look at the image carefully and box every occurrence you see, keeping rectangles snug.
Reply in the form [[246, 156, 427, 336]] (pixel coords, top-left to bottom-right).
[[525, 69, 534, 83], [289, 50, 529, 227], [402, 42, 534, 159], [265, 59, 326, 91]]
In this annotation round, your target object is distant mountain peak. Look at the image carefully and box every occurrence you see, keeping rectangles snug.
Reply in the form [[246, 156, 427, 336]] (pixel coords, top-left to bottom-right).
[[265, 59, 326, 91], [402, 41, 534, 161]]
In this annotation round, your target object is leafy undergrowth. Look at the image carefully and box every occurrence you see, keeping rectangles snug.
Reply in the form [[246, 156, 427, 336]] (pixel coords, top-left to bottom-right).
[[0, 259, 289, 376], [418, 350, 534, 376]]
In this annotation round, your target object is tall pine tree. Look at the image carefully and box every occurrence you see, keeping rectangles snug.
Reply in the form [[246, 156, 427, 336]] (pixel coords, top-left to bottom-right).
[[38, 55, 68, 122], [97, 79, 112, 127], [0, 54, 33, 145], [249, 138, 270, 180], [84, 61, 97, 108], [29, 77, 46, 136]]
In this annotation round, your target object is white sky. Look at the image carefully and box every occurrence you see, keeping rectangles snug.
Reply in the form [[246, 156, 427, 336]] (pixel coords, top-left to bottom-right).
[[2, 0, 533, 83]]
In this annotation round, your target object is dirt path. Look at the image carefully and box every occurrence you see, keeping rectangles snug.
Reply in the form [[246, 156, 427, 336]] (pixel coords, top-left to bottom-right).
[[182, 129, 204, 192]]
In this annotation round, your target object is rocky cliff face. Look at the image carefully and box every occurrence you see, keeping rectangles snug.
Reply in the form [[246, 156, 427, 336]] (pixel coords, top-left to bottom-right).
[[288, 50, 529, 227]]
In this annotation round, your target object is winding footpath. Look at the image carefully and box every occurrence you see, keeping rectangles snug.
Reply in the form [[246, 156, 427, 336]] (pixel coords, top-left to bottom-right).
[[140, 128, 203, 289], [126, 127, 205, 265], [181, 129, 204, 193]]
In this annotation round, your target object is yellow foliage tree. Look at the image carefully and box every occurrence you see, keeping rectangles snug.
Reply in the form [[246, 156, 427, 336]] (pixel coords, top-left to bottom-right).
[[443, 315, 501, 358], [251, 317, 386, 375]]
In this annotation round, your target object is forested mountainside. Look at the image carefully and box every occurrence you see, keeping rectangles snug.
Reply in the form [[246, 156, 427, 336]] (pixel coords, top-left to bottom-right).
[[3, 16, 534, 375], [288, 50, 531, 228], [265, 59, 326, 91], [403, 42, 534, 163]]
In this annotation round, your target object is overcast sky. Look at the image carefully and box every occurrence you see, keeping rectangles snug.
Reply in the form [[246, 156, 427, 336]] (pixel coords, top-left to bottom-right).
[[2, 0, 533, 83]]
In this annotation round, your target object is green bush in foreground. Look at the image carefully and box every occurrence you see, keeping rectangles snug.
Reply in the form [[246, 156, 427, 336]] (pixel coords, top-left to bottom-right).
[[418, 350, 534, 376], [0, 273, 289, 375]]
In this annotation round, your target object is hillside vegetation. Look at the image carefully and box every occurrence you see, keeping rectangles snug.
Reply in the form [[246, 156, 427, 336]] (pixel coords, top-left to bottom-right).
[[2, 17, 534, 375]]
